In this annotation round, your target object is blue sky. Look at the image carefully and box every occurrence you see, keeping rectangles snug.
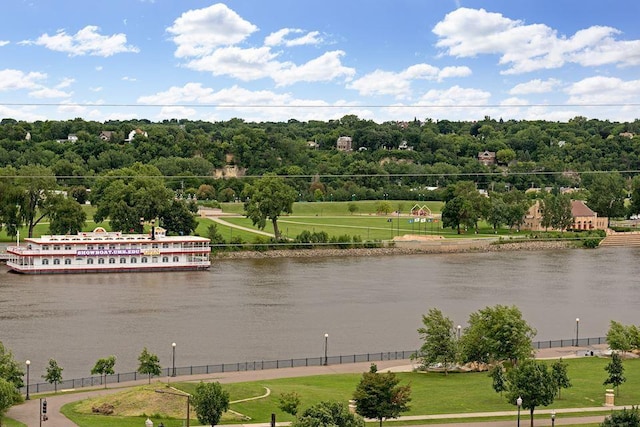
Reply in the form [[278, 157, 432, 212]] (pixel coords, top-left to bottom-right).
[[1, 0, 640, 123]]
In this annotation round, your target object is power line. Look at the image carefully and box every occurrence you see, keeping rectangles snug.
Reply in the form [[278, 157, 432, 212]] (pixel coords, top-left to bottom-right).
[[1, 102, 640, 108]]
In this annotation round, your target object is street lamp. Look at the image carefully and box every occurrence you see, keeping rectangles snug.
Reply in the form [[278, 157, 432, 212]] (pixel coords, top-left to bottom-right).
[[25, 360, 30, 400], [516, 396, 522, 427], [457, 325, 461, 340], [155, 389, 190, 427], [551, 410, 556, 427], [172, 342, 177, 377], [324, 333, 329, 366], [575, 318, 580, 347]]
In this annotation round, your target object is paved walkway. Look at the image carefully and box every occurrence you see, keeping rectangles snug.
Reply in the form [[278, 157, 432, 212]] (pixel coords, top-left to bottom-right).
[[7, 346, 623, 427]]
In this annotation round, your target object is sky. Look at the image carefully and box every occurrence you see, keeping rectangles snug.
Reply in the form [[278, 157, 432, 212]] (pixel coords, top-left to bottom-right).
[[1, 0, 640, 124]]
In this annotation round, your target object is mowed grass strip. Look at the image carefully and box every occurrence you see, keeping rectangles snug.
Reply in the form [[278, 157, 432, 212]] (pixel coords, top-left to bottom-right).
[[61, 358, 638, 426]]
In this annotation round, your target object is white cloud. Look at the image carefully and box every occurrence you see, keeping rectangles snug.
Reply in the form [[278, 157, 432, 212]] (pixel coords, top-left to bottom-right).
[[56, 77, 75, 89], [419, 85, 492, 105], [509, 78, 561, 95], [0, 41, 9, 47], [122, 76, 137, 81], [566, 76, 640, 105], [29, 88, 72, 98], [167, 3, 258, 58], [347, 63, 472, 98], [274, 51, 355, 86], [185, 46, 281, 80], [27, 25, 139, 57], [433, 8, 640, 74], [90, 86, 103, 92], [0, 69, 47, 91], [95, 66, 103, 71], [265, 28, 323, 47]]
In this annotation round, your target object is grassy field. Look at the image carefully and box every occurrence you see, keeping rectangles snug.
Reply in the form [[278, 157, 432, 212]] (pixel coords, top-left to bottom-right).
[[60, 357, 639, 427]]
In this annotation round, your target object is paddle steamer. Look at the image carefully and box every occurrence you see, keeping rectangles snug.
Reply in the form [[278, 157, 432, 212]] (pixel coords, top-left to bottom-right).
[[6, 226, 210, 274]]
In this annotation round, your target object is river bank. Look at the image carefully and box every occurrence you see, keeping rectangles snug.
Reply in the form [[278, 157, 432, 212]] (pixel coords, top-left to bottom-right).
[[212, 239, 579, 259]]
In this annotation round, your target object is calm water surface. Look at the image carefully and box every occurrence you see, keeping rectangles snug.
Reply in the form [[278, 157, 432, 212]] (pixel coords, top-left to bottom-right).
[[1, 247, 639, 379]]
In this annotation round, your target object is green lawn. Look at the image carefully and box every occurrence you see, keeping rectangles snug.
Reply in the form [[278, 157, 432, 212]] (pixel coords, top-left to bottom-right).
[[61, 358, 640, 427]]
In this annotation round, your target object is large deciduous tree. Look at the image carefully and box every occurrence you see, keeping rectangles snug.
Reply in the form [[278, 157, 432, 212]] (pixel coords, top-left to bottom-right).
[[459, 305, 535, 365], [586, 172, 626, 225], [506, 359, 556, 427], [242, 175, 296, 240], [0, 378, 19, 424], [353, 364, 411, 427], [48, 197, 86, 235], [416, 308, 457, 375], [0, 341, 24, 389], [193, 381, 230, 427], [92, 163, 173, 232]]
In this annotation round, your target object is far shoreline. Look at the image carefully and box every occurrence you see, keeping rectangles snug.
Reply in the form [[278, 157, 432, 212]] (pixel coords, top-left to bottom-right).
[[212, 239, 579, 259]]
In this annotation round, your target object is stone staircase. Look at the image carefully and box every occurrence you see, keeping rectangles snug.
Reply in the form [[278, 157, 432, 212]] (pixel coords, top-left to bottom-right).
[[599, 232, 640, 247]]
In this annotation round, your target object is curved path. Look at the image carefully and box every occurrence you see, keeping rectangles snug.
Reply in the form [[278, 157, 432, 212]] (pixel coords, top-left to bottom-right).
[[7, 347, 623, 427]]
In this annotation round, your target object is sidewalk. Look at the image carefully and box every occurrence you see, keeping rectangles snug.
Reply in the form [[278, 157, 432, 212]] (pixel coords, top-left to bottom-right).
[[7, 346, 619, 427]]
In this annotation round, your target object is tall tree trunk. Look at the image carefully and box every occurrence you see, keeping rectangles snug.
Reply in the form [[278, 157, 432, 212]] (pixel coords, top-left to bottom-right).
[[272, 218, 280, 240]]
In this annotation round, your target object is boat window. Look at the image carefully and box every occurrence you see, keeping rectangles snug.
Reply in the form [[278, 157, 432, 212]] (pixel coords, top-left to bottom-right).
[[98, 258, 105, 264], [53, 245, 61, 250], [42, 259, 49, 265], [131, 258, 137, 264], [109, 258, 115, 264], [43, 245, 49, 250], [87, 258, 94, 264], [53, 259, 60, 265], [162, 256, 169, 263], [65, 245, 71, 250], [152, 243, 159, 248], [163, 243, 169, 248], [141, 257, 147, 263], [65, 259, 71, 265], [120, 258, 126, 264], [173, 256, 179, 262]]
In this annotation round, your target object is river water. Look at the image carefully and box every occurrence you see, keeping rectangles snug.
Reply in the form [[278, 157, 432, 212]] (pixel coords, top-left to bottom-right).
[[1, 247, 639, 379]]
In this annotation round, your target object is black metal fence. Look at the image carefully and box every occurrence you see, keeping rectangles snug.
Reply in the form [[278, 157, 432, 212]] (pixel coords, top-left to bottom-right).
[[22, 337, 607, 395]]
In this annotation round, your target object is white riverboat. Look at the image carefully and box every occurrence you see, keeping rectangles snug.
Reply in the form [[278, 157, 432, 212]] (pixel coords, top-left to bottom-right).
[[6, 227, 211, 274]]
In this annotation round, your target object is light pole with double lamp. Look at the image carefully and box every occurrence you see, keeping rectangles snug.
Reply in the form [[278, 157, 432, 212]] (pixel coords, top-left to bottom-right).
[[516, 396, 522, 427], [25, 360, 30, 400]]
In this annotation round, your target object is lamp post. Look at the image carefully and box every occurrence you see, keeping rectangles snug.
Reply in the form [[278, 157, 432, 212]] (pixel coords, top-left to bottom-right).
[[171, 342, 176, 377], [457, 325, 461, 340], [155, 389, 190, 427], [575, 318, 580, 347], [551, 410, 556, 427], [324, 333, 329, 366], [516, 396, 522, 427], [25, 360, 30, 400]]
